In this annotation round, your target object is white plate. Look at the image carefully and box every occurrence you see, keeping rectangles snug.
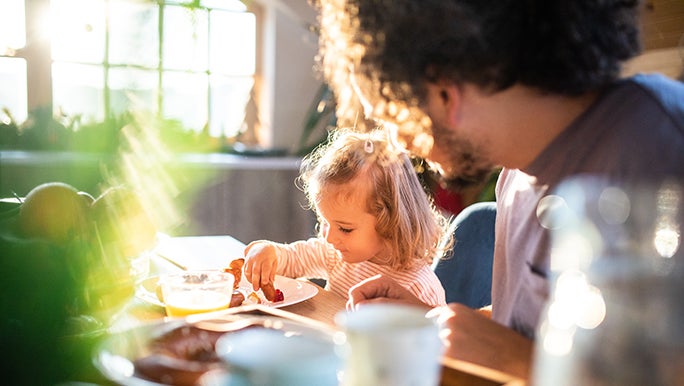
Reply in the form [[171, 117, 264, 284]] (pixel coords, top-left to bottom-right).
[[136, 274, 319, 310]]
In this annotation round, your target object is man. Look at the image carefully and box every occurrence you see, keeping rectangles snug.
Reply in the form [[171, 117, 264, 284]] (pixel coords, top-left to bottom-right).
[[312, 0, 684, 376]]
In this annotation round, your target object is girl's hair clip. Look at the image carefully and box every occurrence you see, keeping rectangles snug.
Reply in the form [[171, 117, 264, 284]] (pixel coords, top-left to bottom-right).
[[364, 137, 374, 153]]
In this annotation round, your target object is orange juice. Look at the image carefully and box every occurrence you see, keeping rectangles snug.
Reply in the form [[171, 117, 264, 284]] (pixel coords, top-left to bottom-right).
[[164, 290, 232, 317]]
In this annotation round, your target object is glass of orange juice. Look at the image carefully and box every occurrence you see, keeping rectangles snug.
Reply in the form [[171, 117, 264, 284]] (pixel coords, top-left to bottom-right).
[[159, 270, 235, 318]]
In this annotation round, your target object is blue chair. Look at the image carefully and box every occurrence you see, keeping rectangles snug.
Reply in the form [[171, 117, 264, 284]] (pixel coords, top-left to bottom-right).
[[433, 201, 496, 309]]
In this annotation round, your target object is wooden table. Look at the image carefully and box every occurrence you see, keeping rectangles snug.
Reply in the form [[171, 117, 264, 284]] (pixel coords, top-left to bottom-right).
[[112, 235, 532, 386], [434, 304, 532, 385]]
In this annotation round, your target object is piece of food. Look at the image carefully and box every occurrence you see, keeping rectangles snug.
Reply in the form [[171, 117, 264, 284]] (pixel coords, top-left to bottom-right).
[[133, 325, 226, 386], [223, 258, 244, 289], [273, 288, 284, 302], [247, 292, 262, 304], [134, 354, 219, 386], [261, 281, 285, 302], [230, 290, 245, 308], [18, 182, 90, 245]]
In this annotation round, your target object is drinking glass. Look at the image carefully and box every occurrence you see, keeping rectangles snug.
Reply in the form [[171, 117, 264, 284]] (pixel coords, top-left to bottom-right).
[[160, 270, 235, 318]]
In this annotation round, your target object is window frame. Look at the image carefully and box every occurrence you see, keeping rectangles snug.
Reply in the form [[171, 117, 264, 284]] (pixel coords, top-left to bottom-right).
[[3, 0, 262, 140]]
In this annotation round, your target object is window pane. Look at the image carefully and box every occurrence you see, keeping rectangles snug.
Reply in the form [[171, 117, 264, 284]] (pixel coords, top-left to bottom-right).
[[164, 0, 247, 12], [209, 11, 255, 76], [0, 57, 28, 123], [209, 75, 254, 137], [201, 0, 247, 12], [51, 0, 105, 63], [162, 71, 208, 131], [52, 62, 104, 121], [109, 67, 158, 116], [163, 6, 208, 71], [108, 1, 158, 67], [0, 0, 26, 53]]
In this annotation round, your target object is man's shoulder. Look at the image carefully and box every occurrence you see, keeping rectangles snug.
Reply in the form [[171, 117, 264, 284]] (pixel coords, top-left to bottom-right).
[[628, 72, 684, 91], [621, 74, 684, 119]]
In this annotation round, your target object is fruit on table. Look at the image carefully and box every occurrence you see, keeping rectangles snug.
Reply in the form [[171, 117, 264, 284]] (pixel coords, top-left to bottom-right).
[[91, 186, 158, 258], [18, 182, 90, 245], [78, 190, 96, 206]]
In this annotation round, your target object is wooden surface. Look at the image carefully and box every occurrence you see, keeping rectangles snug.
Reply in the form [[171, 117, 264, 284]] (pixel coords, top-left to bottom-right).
[[280, 283, 347, 325], [434, 303, 533, 385], [640, 0, 684, 51]]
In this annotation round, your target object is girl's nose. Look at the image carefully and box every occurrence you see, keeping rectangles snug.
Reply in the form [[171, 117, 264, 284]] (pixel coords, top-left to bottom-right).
[[324, 226, 341, 247], [324, 228, 335, 245]]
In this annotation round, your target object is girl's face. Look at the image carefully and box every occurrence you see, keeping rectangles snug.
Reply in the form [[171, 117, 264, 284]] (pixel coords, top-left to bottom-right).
[[316, 183, 387, 265]]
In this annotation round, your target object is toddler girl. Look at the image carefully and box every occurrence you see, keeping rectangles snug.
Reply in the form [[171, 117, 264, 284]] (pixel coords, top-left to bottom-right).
[[243, 128, 452, 307]]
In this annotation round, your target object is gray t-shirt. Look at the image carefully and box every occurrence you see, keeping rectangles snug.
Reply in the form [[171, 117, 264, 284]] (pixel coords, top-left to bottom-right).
[[492, 74, 684, 338]]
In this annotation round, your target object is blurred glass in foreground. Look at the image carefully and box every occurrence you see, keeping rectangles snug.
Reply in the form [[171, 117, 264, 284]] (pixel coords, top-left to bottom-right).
[[532, 175, 684, 385]]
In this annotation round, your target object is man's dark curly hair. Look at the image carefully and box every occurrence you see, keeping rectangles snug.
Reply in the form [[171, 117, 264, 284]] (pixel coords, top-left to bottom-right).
[[314, 0, 643, 128]]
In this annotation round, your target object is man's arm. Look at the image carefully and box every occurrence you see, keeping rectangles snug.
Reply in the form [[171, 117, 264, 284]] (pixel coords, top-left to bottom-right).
[[347, 275, 533, 381], [346, 274, 432, 310], [429, 303, 533, 381]]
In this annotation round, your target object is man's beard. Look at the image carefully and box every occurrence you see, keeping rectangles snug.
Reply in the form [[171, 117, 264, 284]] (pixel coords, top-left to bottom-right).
[[429, 123, 496, 192]]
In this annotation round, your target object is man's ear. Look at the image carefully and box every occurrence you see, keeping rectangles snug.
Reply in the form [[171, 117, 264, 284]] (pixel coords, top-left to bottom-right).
[[425, 82, 461, 126]]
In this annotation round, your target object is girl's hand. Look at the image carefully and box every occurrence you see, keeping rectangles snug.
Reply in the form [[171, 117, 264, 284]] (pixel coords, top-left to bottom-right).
[[243, 240, 279, 292]]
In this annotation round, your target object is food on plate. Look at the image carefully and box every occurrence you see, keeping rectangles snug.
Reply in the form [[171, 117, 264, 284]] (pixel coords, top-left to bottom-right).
[[261, 282, 285, 302], [133, 325, 226, 386], [226, 257, 284, 303], [151, 257, 284, 315], [247, 291, 262, 304], [18, 181, 90, 245], [225, 257, 285, 303], [245, 287, 284, 304], [273, 289, 285, 302], [230, 290, 246, 307], [223, 258, 244, 289]]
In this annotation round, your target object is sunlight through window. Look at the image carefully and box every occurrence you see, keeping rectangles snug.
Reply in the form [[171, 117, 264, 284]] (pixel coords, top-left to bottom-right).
[[0, 0, 25, 54], [0, 58, 28, 123], [2, 0, 258, 140]]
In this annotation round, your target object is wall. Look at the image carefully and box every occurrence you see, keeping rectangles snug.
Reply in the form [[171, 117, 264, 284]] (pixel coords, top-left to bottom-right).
[[173, 154, 317, 244], [258, 0, 322, 151], [0, 151, 318, 244], [624, 0, 684, 79]]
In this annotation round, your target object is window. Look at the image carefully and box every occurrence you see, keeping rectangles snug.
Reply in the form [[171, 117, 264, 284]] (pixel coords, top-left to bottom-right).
[[1, 0, 258, 138], [0, 0, 28, 124]]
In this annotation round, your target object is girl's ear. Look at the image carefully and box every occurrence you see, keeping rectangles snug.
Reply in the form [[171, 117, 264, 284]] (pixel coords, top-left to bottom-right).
[[424, 82, 461, 127]]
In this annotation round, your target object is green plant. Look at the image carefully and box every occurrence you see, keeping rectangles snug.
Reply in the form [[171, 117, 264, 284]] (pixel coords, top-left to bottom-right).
[[295, 84, 337, 156], [0, 108, 222, 154]]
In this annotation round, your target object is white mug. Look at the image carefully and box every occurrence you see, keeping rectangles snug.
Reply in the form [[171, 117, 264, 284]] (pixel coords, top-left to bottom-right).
[[335, 303, 444, 386]]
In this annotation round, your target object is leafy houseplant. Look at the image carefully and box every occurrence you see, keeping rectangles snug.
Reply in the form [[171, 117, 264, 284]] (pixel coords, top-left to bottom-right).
[[0, 108, 222, 154], [294, 84, 337, 156]]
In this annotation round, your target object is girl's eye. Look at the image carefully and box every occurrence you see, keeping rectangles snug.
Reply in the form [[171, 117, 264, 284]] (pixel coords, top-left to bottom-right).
[[339, 227, 353, 234]]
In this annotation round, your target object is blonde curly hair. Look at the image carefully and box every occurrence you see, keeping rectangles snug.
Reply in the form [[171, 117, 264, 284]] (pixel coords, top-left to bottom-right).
[[298, 127, 453, 270]]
